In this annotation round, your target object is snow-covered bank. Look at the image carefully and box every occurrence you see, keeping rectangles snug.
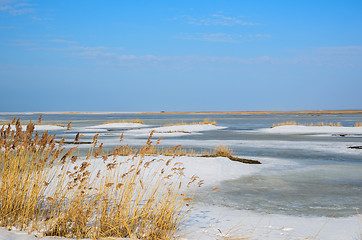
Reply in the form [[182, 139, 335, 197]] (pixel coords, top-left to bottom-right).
[[0, 228, 128, 240], [71, 122, 147, 134], [71, 123, 226, 138], [2, 210, 360, 240], [84, 122, 145, 129], [1, 153, 360, 240], [256, 125, 362, 136], [53, 155, 265, 189], [125, 124, 227, 137]]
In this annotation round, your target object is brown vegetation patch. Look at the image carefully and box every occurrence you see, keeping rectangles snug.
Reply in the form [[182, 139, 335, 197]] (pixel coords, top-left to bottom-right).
[[0, 120, 196, 239], [103, 119, 144, 124], [202, 145, 261, 165], [163, 118, 216, 126]]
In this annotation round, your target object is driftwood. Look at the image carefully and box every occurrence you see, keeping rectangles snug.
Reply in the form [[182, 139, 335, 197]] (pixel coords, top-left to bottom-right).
[[348, 145, 362, 149], [201, 154, 261, 164]]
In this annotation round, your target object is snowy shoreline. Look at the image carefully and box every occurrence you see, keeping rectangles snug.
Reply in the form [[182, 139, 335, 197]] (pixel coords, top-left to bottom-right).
[[255, 125, 362, 136], [1, 155, 361, 240], [1, 122, 361, 239]]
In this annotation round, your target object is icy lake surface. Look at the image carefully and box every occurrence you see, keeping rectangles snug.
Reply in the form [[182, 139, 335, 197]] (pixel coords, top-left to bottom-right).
[[1, 112, 361, 218]]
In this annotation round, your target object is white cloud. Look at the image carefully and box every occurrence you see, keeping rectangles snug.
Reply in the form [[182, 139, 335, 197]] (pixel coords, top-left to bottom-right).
[[178, 32, 271, 43], [65, 45, 274, 70], [0, 25, 17, 29], [50, 39, 76, 44], [178, 14, 257, 26], [0, 0, 34, 16], [178, 33, 243, 43], [316, 46, 362, 55], [8, 39, 36, 46], [282, 46, 362, 68]]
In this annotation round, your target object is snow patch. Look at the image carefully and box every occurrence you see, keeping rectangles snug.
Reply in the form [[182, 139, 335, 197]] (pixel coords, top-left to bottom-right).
[[256, 125, 362, 135], [185, 204, 361, 240], [125, 124, 227, 137], [84, 122, 145, 129]]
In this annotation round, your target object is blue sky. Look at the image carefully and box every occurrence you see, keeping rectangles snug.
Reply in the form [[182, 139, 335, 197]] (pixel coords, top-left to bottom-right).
[[1, 0, 361, 112]]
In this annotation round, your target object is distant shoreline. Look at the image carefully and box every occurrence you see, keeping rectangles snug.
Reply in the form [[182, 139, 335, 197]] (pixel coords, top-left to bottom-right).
[[138, 110, 362, 114], [1, 110, 362, 115]]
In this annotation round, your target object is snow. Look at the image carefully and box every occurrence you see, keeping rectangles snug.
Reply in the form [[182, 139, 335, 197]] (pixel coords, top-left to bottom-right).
[[256, 125, 362, 135], [0, 228, 128, 240], [45, 155, 265, 190], [1, 154, 360, 239], [33, 125, 65, 131], [70, 123, 146, 134], [84, 122, 144, 129], [125, 124, 227, 137], [1, 123, 361, 240], [184, 204, 361, 240]]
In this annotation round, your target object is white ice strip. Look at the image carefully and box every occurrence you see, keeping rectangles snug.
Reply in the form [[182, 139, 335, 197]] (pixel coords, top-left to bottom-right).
[[255, 125, 362, 135], [124, 124, 227, 137], [84, 122, 145, 129], [33, 125, 66, 131], [185, 203, 361, 240], [70, 128, 108, 133]]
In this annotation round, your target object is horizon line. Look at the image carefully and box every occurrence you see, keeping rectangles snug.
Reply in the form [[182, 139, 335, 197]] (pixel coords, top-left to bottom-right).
[[1, 110, 362, 115]]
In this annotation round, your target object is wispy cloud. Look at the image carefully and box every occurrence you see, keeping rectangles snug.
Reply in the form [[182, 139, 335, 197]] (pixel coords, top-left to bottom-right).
[[177, 14, 257, 26], [50, 39, 76, 44], [16, 39, 362, 70], [8, 39, 36, 46], [178, 32, 270, 43], [282, 46, 362, 68], [0, 25, 17, 29], [0, 0, 35, 16], [67, 44, 362, 69], [64, 45, 273, 70], [316, 46, 362, 55], [179, 33, 242, 43]]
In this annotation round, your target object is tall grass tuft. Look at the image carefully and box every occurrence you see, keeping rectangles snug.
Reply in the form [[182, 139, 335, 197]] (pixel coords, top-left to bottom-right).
[[164, 119, 216, 127], [354, 122, 362, 127], [103, 119, 144, 124], [271, 121, 343, 128], [0, 119, 196, 239]]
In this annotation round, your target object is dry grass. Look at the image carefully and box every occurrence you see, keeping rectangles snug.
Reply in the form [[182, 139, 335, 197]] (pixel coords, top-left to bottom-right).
[[0, 119, 196, 239], [104, 143, 196, 157], [354, 122, 362, 127], [107, 144, 260, 164], [103, 119, 144, 124], [271, 121, 343, 128], [201, 145, 261, 164], [163, 119, 216, 127], [0, 116, 65, 127], [272, 121, 362, 128]]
